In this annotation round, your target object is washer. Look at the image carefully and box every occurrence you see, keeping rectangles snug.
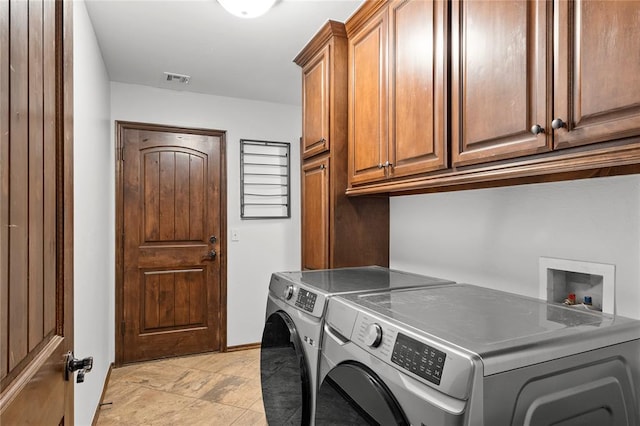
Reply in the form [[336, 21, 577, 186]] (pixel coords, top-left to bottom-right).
[[317, 283, 640, 425], [259, 266, 455, 425]]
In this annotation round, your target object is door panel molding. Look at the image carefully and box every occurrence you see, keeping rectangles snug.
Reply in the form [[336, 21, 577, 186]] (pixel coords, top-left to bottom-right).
[[115, 121, 227, 366]]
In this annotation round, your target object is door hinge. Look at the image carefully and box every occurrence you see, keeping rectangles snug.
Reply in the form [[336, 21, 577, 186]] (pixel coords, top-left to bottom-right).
[[121, 321, 126, 335]]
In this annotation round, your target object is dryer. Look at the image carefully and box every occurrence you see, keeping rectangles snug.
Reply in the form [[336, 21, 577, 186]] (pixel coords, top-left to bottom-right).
[[259, 266, 454, 425], [317, 284, 640, 425]]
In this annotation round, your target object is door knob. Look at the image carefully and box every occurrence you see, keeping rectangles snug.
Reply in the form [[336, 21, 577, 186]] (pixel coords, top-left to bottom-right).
[[65, 352, 93, 383], [205, 249, 217, 260], [209, 235, 217, 244]]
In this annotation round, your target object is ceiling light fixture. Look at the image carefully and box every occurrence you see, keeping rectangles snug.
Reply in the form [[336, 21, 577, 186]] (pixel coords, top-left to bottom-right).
[[217, 0, 276, 19]]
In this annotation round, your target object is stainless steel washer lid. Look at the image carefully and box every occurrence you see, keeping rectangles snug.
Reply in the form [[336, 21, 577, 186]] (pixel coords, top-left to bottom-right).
[[276, 266, 454, 296], [343, 284, 640, 375]]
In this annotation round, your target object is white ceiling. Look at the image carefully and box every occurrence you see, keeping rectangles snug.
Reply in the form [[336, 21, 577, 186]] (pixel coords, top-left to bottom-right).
[[85, 0, 363, 106]]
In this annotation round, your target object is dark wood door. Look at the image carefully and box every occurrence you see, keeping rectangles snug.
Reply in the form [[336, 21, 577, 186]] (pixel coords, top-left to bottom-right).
[[302, 45, 330, 159], [388, 0, 448, 178], [301, 155, 330, 270], [451, 0, 551, 166], [348, 4, 388, 185], [118, 123, 225, 364], [553, 0, 640, 149], [1, 0, 74, 423]]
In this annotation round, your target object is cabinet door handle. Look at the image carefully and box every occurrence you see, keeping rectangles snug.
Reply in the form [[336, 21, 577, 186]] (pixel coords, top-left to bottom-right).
[[319, 164, 326, 170], [551, 118, 566, 130], [377, 163, 384, 169], [383, 161, 393, 168], [530, 124, 545, 135]]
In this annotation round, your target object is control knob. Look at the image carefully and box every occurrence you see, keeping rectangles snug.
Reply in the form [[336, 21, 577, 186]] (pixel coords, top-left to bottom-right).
[[364, 323, 383, 348], [283, 285, 294, 300]]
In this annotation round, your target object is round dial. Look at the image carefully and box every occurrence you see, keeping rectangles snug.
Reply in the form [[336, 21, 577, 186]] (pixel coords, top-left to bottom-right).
[[283, 285, 294, 300], [364, 323, 383, 348]]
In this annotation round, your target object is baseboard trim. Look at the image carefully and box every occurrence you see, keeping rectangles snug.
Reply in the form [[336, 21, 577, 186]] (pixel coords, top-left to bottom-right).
[[91, 362, 114, 426], [226, 342, 261, 352]]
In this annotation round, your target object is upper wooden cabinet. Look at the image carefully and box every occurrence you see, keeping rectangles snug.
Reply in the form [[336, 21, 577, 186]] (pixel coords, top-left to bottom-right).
[[452, 0, 640, 167], [295, 21, 347, 160], [451, 0, 551, 167], [553, 0, 640, 150], [335, 0, 640, 196], [347, 4, 388, 185], [389, 0, 448, 178], [300, 46, 330, 158], [295, 20, 390, 269], [347, 0, 448, 186]]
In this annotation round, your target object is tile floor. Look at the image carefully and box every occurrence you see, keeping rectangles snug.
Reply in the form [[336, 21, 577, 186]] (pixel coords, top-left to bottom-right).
[[96, 349, 266, 425]]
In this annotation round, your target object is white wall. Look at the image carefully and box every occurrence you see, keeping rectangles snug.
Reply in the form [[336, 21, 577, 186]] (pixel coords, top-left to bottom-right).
[[390, 174, 640, 320], [73, 1, 114, 424], [110, 82, 301, 346]]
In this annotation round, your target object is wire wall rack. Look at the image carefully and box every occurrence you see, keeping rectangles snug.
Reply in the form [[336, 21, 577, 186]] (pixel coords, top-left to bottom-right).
[[240, 139, 291, 219]]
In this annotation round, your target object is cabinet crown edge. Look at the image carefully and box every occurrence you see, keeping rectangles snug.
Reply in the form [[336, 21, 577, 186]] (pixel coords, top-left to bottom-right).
[[345, 0, 388, 37], [293, 19, 347, 67]]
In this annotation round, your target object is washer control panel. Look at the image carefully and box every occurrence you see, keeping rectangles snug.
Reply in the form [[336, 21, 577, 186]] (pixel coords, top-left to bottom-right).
[[345, 306, 475, 400], [392, 332, 446, 385], [295, 288, 317, 313]]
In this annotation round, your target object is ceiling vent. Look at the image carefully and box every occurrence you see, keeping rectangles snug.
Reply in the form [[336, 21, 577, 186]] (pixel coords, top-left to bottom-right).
[[164, 72, 191, 84]]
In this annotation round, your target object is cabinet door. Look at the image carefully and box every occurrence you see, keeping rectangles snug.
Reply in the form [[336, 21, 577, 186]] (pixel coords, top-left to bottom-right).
[[451, 0, 551, 167], [301, 156, 329, 270], [302, 45, 330, 159], [389, 0, 447, 178], [348, 6, 388, 185], [553, 0, 640, 149]]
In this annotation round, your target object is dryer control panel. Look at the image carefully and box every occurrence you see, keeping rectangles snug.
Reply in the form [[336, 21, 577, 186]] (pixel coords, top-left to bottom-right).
[[269, 273, 327, 318], [295, 288, 317, 312]]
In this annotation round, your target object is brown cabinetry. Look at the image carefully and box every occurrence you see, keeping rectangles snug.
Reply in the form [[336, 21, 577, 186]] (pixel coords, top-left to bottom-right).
[[301, 44, 330, 158], [301, 156, 329, 270], [553, 0, 640, 150], [452, 0, 640, 167], [295, 21, 389, 270], [344, 0, 640, 196], [348, 0, 448, 186], [451, 0, 550, 166]]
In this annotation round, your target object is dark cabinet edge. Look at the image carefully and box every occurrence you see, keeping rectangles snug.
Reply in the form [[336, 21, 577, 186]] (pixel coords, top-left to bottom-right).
[[346, 140, 640, 196]]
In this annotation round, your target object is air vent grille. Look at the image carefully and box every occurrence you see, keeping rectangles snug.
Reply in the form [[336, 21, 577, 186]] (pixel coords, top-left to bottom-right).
[[164, 72, 191, 84]]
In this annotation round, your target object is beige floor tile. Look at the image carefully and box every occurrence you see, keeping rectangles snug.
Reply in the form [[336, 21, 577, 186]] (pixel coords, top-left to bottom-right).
[[96, 349, 266, 426], [184, 350, 260, 376], [199, 375, 262, 409], [108, 363, 137, 382], [159, 368, 228, 399], [231, 409, 267, 426], [247, 396, 265, 414], [120, 362, 191, 390], [101, 381, 141, 408], [165, 399, 247, 425], [217, 358, 261, 379], [99, 386, 195, 425]]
